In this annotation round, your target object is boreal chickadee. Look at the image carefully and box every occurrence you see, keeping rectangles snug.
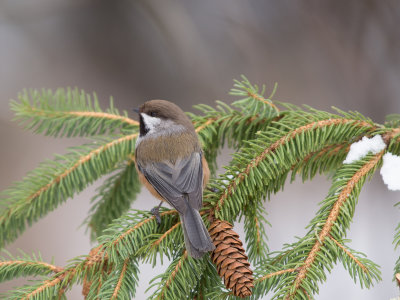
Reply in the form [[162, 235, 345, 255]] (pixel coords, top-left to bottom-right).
[[134, 99, 215, 258]]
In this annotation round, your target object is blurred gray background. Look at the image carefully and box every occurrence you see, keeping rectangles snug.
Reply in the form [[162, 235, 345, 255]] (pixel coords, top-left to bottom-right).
[[1, 1, 400, 299]]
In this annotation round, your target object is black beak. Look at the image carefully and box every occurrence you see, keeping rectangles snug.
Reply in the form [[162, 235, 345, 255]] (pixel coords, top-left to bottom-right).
[[133, 107, 140, 113]]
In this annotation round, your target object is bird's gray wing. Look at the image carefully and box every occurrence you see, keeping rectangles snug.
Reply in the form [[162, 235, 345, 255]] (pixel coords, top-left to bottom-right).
[[137, 152, 204, 213]]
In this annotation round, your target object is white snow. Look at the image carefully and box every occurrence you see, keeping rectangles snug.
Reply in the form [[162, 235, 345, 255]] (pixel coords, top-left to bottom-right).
[[221, 173, 237, 185], [380, 152, 400, 191], [343, 135, 386, 164]]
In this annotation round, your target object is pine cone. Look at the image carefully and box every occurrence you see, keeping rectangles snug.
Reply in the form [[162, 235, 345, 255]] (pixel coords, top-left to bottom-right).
[[209, 219, 254, 298]]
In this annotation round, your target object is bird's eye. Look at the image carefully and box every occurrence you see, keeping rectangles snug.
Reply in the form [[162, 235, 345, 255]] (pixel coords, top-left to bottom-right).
[[150, 111, 157, 117]]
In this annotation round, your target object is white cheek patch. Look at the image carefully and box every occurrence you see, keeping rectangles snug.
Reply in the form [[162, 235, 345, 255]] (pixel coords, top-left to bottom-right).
[[141, 113, 161, 133]]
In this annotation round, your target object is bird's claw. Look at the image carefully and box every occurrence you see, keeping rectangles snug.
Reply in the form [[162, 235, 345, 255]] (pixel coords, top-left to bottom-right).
[[207, 187, 219, 193], [151, 206, 162, 225]]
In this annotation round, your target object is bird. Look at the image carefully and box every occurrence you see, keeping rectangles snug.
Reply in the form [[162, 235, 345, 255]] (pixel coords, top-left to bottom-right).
[[134, 99, 215, 259]]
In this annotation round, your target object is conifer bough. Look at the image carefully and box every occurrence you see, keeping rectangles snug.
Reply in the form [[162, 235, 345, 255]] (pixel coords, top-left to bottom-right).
[[1, 77, 399, 299]]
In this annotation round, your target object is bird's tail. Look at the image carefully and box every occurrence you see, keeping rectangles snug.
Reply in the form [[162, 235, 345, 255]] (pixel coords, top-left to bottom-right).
[[181, 206, 215, 259]]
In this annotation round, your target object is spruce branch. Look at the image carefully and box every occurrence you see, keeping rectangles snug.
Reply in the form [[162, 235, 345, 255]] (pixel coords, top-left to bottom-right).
[[96, 258, 139, 300], [385, 114, 400, 128], [291, 143, 349, 182], [2, 77, 400, 299], [81, 245, 111, 299], [100, 209, 179, 264], [23, 273, 68, 300], [139, 221, 183, 266], [328, 235, 368, 273], [110, 259, 130, 299], [256, 268, 298, 283], [3, 245, 111, 300], [14, 210, 179, 299], [86, 157, 141, 241], [194, 118, 217, 134], [152, 251, 189, 299], [0, 251, 62, 283], [326, 235, 381, 288], [4, 265, 72, 300], [0, 134, 138, 248], [285, 151, 384, 299], [11, 88, 138, 137], [241, 204, 270, 264], [208, 118, 375, 221], [148, 251, 207, 300], [248, 267, 298, 299], [230, 75, 280, 118], [193, 259, 224, 300], [386, 127, 400, 156], [190, 95, 282, 174]]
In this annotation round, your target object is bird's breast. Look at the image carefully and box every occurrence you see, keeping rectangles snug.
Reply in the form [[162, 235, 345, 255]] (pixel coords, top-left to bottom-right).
[[135, 131, 200, 164]]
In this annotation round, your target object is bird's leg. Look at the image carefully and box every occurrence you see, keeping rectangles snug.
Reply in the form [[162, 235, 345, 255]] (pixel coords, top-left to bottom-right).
[[207, 186, 219, 193], [151, 201, 163, 225]]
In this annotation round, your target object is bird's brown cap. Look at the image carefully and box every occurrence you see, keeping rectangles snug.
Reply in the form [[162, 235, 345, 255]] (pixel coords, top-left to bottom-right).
[[139, 99, 194, 130]]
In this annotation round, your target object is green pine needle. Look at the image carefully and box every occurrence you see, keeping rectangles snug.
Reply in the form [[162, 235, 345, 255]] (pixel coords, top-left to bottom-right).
[[85, 160, 141, 241], [0, 134, 137, 248], [0, 250, 59, 283], [1, 77, 399, 299], [10, 88, 138, 138]]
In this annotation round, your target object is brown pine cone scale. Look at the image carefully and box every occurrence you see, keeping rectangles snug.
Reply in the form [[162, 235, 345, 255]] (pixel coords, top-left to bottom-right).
[[209, 219, 254, 298]]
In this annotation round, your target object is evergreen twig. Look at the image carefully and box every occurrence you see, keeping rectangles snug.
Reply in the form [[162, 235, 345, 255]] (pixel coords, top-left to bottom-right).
[[1, 78, 398, 299]]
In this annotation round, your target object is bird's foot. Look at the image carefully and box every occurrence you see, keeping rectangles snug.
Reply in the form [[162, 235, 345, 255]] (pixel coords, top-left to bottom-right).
[[207, 186, 219, 193], [151, 206, 162, 225]]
